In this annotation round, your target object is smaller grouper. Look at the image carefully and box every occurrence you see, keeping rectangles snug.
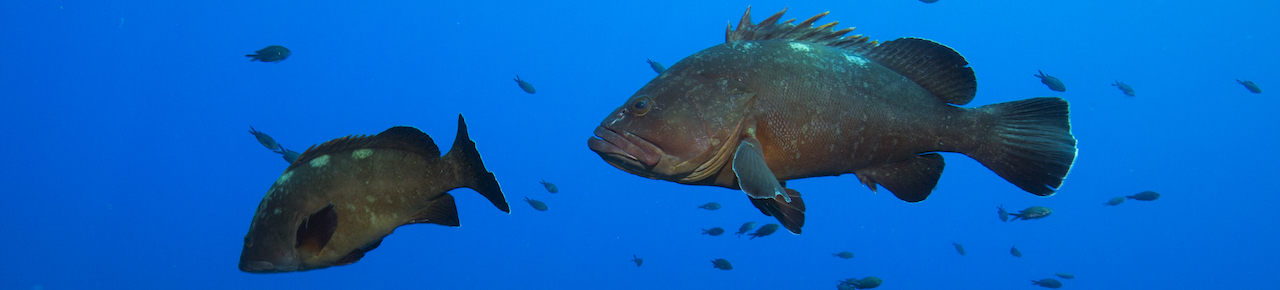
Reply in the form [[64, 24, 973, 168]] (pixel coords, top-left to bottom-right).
[[239, 115, 509, 273]]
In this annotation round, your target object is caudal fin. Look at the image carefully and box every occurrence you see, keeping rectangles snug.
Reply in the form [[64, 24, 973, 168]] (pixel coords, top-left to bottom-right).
[[970, 97, 1077, 195], [446, 114, 511, 213]]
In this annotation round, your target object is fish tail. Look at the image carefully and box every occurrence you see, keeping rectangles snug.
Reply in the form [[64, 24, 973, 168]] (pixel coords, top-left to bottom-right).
[[446, 114, 511, 213], [969, 97, 1077, 196]]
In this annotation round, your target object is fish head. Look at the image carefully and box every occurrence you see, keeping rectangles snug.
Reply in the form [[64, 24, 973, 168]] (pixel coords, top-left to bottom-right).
[[239, 185, 339, 273], [590, 52, 759, 182]]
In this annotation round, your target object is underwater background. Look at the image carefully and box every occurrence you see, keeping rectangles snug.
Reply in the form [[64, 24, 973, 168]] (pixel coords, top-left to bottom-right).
[[1, 0, 1276, 289]]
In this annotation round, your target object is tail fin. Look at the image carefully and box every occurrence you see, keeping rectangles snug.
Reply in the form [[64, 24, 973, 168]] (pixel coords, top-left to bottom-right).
[[446, 114, 511, 213], [749, 188, 805, 234], [969, 97, 1077, 195]]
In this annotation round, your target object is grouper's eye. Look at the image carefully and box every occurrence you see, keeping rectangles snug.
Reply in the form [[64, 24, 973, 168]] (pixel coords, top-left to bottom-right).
[[631, 96, 652, 116]]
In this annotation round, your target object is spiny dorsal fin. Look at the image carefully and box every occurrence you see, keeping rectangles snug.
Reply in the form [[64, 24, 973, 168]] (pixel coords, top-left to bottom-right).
[[725, 6, 977, 105], [287, 126, 442, 171]]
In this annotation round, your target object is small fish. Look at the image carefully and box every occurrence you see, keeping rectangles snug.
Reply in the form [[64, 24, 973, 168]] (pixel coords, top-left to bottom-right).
[[735, 221, 756, 237], [631, 255, 643, 267], [710, 258, 733, 270], [525, 197, 548, 211], [839, 277, 883, 289], [1104, 196, 1125, 206], [702, 227, 725, 236], [920, 0, 939, 3], [1112, 80, 1136, 96], [646, 59, 666, 73], [539, 179, 558, 193], [952, 242, 966, 256], [997, 205, 1009, 222], [1054, 273, 1075, 279], [249, 126, 283, 151], [514, 75, 536, 94], [246, 45, 290, 63], [1011, 245, 1022, 257], [1010, 206, 1052, 221], [1032, 278, 1063, 289], [748, 223, 781, 239], [697, 202, 721, 210], [279, 148, 302, 164], [1127, 190, 1160, 201], [833, 251, 855, 259], [1034, 70, 1066, 92], [1238, 79, 1262, 93]]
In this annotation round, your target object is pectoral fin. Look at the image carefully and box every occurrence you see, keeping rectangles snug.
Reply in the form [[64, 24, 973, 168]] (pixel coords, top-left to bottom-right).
[[749, 188, 805, 234], [732, 140, 789, 202], [855, 153, 945, 202], [295, 204, 338, 257]]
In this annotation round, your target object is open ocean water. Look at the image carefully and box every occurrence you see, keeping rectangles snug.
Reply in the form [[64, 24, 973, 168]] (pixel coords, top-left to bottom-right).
[[1, 0, 1276, 289]]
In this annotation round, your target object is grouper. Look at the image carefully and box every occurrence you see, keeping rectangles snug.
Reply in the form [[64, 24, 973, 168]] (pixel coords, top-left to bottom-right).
[[238, 115, 509, 273], [586, 7, 1078, 234]]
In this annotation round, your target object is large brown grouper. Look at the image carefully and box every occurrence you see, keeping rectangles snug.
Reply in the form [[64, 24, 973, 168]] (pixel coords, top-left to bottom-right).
[[587, 7, 1077, 234], [239, 115, 509, 273]]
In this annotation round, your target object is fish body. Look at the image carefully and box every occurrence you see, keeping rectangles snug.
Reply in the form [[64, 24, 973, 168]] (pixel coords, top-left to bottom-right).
[[1011, 245, 1022, 257], [953, 242, 966, 256], [920, 0, 939, 3], [539, 179, 559, 193], [1011, 206, 1052, 221], [702, 227, 725, 236], [735, 221, 756, 237], [631, 255, 643, 267], [1054, 272, 1075, 279], [997, 205, 1009, 222], [587, 7, 1077, 235], [711, 258, 733, 270], [1032, 278, 1063, 289], [249, 126, 283, 151], [748, 223, 780, 239], [238, 115, 509, 273], [1105, 196, 1125, 206], [279, 148, 302, 164], [1238, 79, 1261, 93], [833, 251, 855, 259], [697, 202, 721, 210], [840, 277, 883, 289], [1127, 190, 1160, 201], [1035, 70, 1066, 92], [514, 75, 536, 94], [525, 197, 549, 211], [647, 59, 666, 73], [246, 45, 290, 62], [1112, 80, 1136, 96]]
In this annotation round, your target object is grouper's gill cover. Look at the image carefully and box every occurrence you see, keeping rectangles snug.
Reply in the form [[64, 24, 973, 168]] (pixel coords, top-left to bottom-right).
[[239, 115, 509, 273], [587, 6, 1078, 234]]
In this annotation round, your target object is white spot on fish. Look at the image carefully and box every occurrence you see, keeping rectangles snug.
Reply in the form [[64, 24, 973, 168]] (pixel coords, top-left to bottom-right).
[[844, 53, 868, 66], [365, 195, 377, 203], [273, 208, 282, 215], [353, 149, 373, 159], [789, 42, 812, 52], [309, 154, 330, 167], [275, 170, 294, 185]]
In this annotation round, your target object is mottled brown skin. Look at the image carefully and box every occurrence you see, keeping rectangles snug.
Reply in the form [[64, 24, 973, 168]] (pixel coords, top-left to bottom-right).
[[239, 117, 507, 273]]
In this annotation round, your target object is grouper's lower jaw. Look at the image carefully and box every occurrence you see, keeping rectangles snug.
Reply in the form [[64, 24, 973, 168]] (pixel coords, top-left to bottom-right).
[[588, 126, 662, 176], [238, 260, 299, 273]]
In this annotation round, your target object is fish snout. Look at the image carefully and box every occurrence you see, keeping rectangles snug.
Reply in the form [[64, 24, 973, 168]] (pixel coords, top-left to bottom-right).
[[588, 126, 661, 170], [238, 244, 300, 273]]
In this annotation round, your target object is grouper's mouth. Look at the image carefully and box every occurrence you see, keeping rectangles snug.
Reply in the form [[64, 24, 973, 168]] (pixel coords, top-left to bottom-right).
[[587, 126, 662, 175]]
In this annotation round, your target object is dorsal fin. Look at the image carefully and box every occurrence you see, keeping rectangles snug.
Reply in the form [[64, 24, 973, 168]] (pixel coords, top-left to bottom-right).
[[725, 6, 977, 105], [287, 126, 442, 171]]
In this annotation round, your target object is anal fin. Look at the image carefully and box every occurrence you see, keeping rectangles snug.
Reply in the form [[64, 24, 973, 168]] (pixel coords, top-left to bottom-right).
[[749, 188, 805, 234], [855, 153, 945, 202], [407, 193, 460, 227], [732, 140, 789, 202]]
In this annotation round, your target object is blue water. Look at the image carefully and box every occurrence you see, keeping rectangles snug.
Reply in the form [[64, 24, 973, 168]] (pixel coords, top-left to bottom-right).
[[2, 0, 1276, 289]]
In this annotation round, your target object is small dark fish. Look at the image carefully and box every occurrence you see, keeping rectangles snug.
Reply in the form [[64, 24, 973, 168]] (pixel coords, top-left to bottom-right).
[[514, 75, 536, 94], [1032, 278, 1063, 289], [735, 221, 755, 237], [1010, 206, 1052, 221], [833, 251, 855, 259], [1127, 190, 1160, 201], [1238, 79, 1262, 93], [952, 242, 966, 256], [525, 197, 548, 211], [1034, 70, 1066, 92], [748, 223, 781, 239], [1054, 273, 1075, 279], [697, 202, 721, 210], [631, 255, 643, 267], [646, 59, 666, 73], [1112, 80, 1136, 96], [839, 277, 883, 289], [1011, 245, 1022, 257], [997, 205, 1009, 222], [711, 258, 733, 270], [249, 126, 282, 151], [279, 148, 302, 164], [920, 0, 939, 3], [702, 227, 725, 236], [246, 45, 290, 62], [539, 179, 558, 193], [1104, 196, 1125, 206]]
